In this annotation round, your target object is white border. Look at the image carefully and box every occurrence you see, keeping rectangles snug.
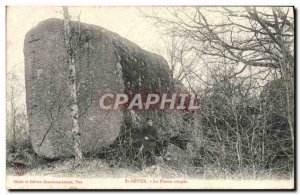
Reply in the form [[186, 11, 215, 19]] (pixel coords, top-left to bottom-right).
[[1, 0, 298, 194]]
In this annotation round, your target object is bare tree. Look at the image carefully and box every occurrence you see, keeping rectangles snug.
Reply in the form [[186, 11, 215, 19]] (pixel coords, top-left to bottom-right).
[[6, 71, 28, 147], [63, 6, 83, 164], [144, 7, 294, 177], [146, 7, 294, 139]]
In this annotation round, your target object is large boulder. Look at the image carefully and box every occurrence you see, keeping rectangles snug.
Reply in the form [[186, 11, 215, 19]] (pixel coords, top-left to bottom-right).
[[24, 18, 179, 159]]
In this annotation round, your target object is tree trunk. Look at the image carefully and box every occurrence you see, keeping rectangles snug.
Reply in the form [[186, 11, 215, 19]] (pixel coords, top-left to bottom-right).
[[63, 6, 83, 164], [10, 85, 16, 148]]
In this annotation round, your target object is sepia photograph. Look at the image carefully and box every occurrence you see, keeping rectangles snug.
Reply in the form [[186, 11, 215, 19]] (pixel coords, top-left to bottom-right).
[[6, 6, 295, 190]]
